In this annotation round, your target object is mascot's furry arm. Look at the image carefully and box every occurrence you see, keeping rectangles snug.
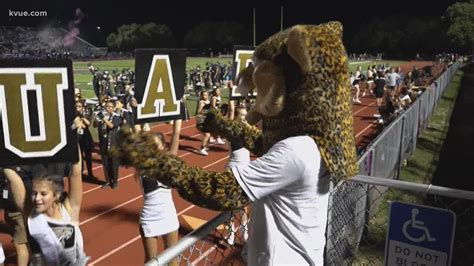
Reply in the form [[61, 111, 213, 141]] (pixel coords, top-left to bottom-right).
[[196, 109, 264, 156], [112, 128, 250, 211]]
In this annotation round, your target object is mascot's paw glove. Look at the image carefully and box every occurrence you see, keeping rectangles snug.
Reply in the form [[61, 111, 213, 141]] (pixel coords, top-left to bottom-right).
[[196, 109, 221, 134], [111, 126, 251, 211], [112, 126, 160, 167], [111, 126, 179, 187]]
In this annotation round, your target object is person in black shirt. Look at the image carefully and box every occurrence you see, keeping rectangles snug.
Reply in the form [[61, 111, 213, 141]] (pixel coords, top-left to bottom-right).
[[373, 71, 386, 108], [115, 98, 134, 128], [94, 100, 121, 188], [75, 100, 95, 180], [196, 90, 211, 156]]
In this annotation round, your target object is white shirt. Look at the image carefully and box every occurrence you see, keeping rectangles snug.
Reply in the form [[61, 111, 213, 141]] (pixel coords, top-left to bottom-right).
[[386, 72, 400, 86], [0, 243, 4, 264], [231, 136, 330, 266], [28, 205, 87, 266], [227, 147, 251, 169]]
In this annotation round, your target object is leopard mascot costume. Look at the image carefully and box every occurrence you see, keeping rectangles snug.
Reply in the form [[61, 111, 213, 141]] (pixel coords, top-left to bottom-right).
[[114, 21, 358, 265]]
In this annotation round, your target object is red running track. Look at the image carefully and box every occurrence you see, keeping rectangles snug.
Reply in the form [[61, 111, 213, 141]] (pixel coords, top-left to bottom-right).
[[0, 61, 440, 265]]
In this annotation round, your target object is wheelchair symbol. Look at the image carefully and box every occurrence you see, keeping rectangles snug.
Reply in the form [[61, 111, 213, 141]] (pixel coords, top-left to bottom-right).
[[402, 208, 436, 243]]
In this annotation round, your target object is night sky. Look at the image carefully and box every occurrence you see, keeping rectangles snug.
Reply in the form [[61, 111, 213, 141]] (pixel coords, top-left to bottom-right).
[[0, 0, 459, 46]]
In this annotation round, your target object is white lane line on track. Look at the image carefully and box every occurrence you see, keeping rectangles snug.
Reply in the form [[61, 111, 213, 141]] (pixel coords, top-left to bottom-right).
[[355, 123, 376, 138], [353, 102, 376, 116], [88, 205, 195, 266], [191, 244, 218, 265], [80, 195, 143, 225], [349, 61, 370, 65]]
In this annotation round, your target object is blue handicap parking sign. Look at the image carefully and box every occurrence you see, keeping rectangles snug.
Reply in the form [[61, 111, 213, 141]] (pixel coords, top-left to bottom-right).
[[385, 201, 456, 266]]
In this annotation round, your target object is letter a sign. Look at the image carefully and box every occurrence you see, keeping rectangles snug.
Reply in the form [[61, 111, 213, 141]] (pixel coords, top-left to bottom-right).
[[134, 49, 186, 123], [0, 59, 78, 166]]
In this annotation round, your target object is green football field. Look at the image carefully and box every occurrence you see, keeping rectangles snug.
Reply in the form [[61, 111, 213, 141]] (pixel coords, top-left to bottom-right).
[[73, 57, 407, 116]]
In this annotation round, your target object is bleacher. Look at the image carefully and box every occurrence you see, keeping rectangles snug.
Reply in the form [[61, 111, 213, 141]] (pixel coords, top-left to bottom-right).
[[0, 26, 106, 59]]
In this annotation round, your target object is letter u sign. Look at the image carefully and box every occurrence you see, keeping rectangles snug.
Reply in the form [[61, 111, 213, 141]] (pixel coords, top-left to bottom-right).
[[0, 68, 68, 157]]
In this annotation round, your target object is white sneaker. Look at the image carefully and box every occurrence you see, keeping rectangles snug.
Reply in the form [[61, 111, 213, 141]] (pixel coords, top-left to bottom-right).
[[226, 231, 235, 245], [198, 148, 208, 156], [240, 224, 249, 241], [216, 138, 225, 145], [373, 113, 381, 118], [355, 99, 362, 104], [209, 138, 216, 144]]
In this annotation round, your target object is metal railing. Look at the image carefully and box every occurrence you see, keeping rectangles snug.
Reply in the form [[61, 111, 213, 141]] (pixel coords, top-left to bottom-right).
[[146, 61, 465, 265]]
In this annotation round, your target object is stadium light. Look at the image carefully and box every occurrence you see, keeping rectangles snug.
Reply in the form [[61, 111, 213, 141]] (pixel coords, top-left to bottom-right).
[[281, 6, 283, 31], [253, 8, 256, 47]]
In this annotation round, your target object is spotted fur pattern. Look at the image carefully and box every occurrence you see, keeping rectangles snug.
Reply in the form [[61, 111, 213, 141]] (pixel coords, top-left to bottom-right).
[[112, 127, 250, 211], [207, 22, 358, 181], [196, 109, 264, 156], [252, 21, 359, 181]]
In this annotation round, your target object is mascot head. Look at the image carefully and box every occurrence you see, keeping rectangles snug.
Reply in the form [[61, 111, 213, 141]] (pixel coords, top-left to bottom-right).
[[237, 21, 358, 181]]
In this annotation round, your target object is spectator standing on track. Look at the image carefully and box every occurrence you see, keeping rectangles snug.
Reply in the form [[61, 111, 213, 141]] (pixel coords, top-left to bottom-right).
[[385, 67, 400, 99], [373, 71, 386, 108], [139, 128, 180, 266], [412, 66, 420, 85], [395, 66, 404, 97], [3, 151, 88, 266]]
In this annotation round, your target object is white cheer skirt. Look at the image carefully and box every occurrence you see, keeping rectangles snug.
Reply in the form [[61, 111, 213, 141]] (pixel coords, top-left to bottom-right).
[[140, 188, 179, 237]]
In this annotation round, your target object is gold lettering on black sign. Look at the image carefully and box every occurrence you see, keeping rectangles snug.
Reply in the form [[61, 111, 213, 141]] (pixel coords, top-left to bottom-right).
[[0, 68, 68, 157]]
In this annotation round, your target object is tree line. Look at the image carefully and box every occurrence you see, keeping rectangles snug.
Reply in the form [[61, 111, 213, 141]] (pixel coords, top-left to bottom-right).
[[106, 1, 473, 57]]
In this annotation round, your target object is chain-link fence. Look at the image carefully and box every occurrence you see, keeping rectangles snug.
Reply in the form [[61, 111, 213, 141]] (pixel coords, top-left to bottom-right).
[[146, 61, 464, 265], [325, 61, 463, 265], [328, 175, 474, 266]]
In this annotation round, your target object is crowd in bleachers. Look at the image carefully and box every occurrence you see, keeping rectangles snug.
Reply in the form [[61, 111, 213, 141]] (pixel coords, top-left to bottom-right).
[[0, 26, 56, 58], [0, 26, 132, 60]]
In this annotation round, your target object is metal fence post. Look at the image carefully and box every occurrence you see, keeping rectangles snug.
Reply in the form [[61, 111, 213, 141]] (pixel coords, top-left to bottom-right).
[[396, 116, 406, 180]]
